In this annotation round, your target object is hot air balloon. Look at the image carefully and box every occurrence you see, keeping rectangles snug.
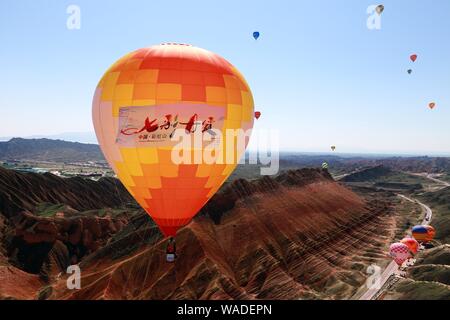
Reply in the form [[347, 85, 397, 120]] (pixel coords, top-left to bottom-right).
[[254, 111, 261, 119], [412, 225, 435, 243], [410, 54, 418, 62], [429, 102, 436, 110], [400, 237, 419, 255], [407, 69, 412, 75], [376, 4, 384, 15], [253, 31, 260, 40], [389, 242, 411, 266], [322, 162, 329, 169], [92, 43, 254, 240], [331, 146, 336, 151]]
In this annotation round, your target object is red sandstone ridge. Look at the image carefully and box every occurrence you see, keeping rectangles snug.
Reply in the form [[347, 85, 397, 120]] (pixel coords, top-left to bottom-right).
[[0, 166, 133, 218], [48, 169, 393, 300]]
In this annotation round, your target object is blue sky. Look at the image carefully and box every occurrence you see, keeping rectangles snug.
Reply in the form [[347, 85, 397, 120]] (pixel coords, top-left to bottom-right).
[[1, 0, 450, 155]]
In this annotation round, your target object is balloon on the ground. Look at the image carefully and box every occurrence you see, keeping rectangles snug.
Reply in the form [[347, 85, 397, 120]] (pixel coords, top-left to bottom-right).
[[376, 5, 384, 15], [412, 225, 435, 243], [410, 54, 418, 62], [400, 237, 419, 255], [92, 43, 254, 237], [254, 111, 261, 119], [253, 31, 260, 40], [389, 242, 411, 266]]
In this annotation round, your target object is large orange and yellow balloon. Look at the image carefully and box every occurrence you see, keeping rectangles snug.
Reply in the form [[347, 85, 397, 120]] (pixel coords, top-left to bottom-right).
[[92, 43, 254, 236]]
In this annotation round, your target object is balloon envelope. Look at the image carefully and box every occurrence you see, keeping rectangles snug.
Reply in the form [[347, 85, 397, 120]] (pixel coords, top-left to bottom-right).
[[253, 31, 260, 40], [425, 225, 436, 241], [412, 225, 435, 243], [322, 162, 329, 169], [389, 242, 410, 266], [376, 5, 384, 15], [400, 237, 419, 255], [410, 54, 418, 62], [429, 102, 436, 109], [254, 111, 261, 119], [92, 43, 254, 237], [331, 146, 336, 151], [407, 69, 412, 74]]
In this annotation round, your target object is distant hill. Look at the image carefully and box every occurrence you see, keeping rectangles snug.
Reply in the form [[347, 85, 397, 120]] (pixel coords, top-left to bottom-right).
[[0, 166, 132, 218], [0, 138, 104, 162], [341, 165, 393, 182], [0, 132, 98, 144]]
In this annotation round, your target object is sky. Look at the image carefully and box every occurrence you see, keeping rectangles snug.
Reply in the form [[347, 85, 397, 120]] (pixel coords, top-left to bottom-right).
[[1, 0, 450, 155]]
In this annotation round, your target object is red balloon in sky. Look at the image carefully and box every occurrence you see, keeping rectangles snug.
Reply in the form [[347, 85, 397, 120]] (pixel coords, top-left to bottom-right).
[[254, 111, 261, 119], [410, 54, 418, 62]]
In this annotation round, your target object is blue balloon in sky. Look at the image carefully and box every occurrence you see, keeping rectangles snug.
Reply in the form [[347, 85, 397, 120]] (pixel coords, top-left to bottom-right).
[[253, 31, 260, 40]]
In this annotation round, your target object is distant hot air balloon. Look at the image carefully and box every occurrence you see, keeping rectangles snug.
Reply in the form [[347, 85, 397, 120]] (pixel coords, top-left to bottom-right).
[[407, 69, 412, 75], [376, 4, 384, 15], [410, 54, 418, 62], [254, 111, 261, 119], [429, 102, 436, 110], [389, 242, 411, 266], [400, 237, 419, 255], [92, 43, 254, 238], [322, 162, 329, 169], [412, 225, 435, 243], [253, 31, 260, 40], [331, 146, 336, 151]]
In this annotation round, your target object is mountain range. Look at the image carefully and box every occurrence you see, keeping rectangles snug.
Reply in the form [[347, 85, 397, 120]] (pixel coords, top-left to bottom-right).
[[0, 132, 98, 144], [0, 166, 393, 299], [0, 138, 104, 162]]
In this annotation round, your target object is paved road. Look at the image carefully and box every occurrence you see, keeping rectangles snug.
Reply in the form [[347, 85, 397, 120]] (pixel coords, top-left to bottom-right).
[[333, 169, 363, 181], [407, 172, 450, 188], [358, 194, 433, 300], [398, 194, 433, 226], [359, 260, 398, 300]]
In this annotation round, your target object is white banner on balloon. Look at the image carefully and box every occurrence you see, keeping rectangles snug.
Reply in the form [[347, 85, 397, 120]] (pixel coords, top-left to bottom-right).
[[116, 104, 225, 147]]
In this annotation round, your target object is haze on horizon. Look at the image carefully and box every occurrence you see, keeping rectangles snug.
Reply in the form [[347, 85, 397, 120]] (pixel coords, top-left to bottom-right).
[[1, 0, 450, 155]]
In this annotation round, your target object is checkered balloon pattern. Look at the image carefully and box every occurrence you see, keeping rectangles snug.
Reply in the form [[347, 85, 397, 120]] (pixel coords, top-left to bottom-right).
[[389, 242, 411, 266], [92, 43, 254, 236]]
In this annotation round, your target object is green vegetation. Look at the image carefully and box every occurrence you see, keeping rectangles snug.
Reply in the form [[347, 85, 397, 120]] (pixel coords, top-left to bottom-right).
[[342, 167, 434, 193], [393, 279, 450, 300], [417, 188, 450, 244], [389, 196, 423, 240], [409, 265, 450, 285], [35, 203, 68, 217]]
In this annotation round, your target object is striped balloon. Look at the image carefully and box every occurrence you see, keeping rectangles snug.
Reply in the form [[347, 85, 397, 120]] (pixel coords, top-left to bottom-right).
[[412, 225, 435, 243]]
